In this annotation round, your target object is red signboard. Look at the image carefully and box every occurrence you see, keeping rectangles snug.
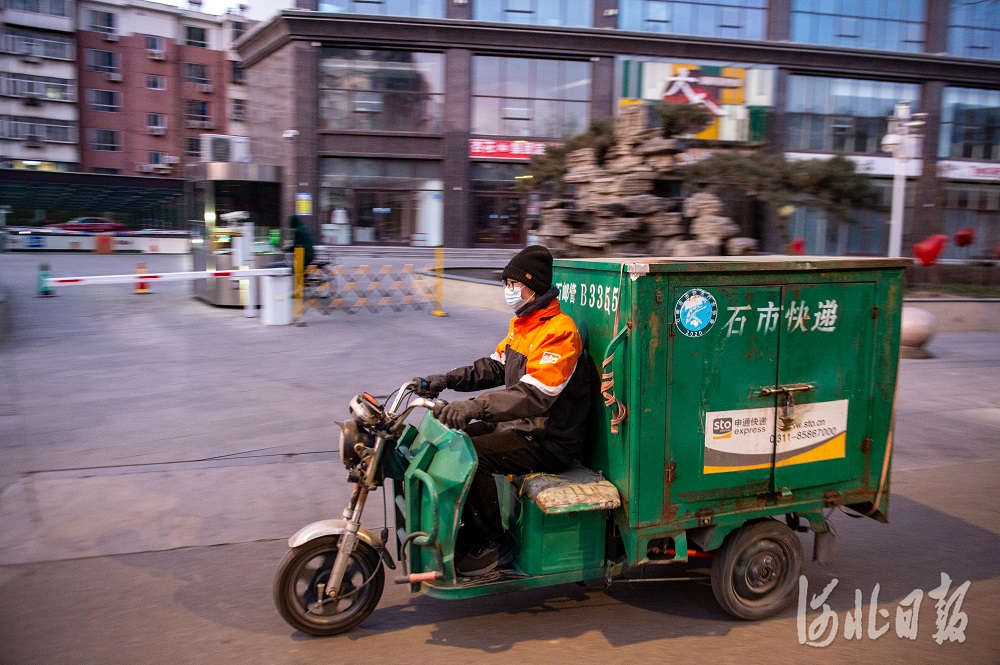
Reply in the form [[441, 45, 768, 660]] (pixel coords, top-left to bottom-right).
[[469, 139, 551, 160]]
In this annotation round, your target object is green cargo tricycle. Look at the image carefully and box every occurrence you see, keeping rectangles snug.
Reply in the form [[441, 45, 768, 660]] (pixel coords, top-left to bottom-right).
[[273, 256, 910, 636]]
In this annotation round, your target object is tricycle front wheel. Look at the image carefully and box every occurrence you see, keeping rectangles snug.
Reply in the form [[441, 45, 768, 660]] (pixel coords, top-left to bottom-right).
[[710, 519, 803, 620], [273, 535, 384, 636]]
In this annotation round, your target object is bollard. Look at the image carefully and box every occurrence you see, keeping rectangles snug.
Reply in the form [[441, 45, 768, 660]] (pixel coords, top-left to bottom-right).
[[431, 246, 448, 317], [37, 263, 55, 297], [134, 263, 151, 294]]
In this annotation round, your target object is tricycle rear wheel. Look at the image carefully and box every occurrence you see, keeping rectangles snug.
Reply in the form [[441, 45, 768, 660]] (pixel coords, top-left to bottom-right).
[[710, 519, 803, 620], [273, 535, 384, 636]]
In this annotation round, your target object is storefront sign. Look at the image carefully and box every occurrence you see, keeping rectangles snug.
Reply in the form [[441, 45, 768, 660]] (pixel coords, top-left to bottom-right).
[[938, 160, 1000, 182], [295, 193, 312, 215], [469, 139, 549, 160], [785, 152, 922, 178]]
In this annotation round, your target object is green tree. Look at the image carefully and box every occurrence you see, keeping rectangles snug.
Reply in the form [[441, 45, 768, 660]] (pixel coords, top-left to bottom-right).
[[683, 151, 880, 248], [656, 102, 714, 138], [517, 119, 615, 195]]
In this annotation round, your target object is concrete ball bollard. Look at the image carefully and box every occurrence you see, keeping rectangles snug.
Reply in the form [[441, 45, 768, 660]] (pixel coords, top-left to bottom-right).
[[900, 306, 935, 359]]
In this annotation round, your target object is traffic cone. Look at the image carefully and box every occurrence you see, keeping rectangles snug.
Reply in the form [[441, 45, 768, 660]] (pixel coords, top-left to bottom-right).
[[135, 263, 151, 294], [37, 263, 55, 297]]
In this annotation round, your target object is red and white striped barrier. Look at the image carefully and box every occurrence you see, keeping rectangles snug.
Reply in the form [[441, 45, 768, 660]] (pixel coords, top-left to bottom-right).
[[45, 267, 290, 287]]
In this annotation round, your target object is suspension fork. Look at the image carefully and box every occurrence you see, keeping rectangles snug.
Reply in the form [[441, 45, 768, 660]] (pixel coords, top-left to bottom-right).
[[325, 436, 385, 599]]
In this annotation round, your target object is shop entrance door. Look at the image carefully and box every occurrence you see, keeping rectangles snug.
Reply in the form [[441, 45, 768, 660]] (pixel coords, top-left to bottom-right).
[[472, 194, 525, 246], [354, 191, 413, 244]]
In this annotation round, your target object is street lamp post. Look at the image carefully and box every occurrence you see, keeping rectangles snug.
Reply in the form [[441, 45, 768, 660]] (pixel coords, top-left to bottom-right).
[[881, 101, 926, 258]]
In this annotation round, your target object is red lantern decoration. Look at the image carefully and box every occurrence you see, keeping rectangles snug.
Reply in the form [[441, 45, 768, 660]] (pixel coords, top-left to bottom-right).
[[954, 227, 975, 247], [787, 238, 805, 255], [913, 234, 948, 267]]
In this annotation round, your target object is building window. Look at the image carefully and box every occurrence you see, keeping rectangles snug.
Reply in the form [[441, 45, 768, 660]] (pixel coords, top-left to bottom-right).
[[474, 0, 592, 27], [940, 183, 1000, 259], [86, 49, 119, 73], [1, 73, 75, 101], [231, 20, 246, 40], [790, 0, 925, 53], [619, 0, 766, 39], [92, 128, 119, 151], [939, 87, 1000, 161], [1, 115, 75, 142], [185, 136, 201, 157], [183, 62, 210, 84], [148, 150, 164, 165], [231, 98, 246, 121], [320, 157, 443, 244], [785, 75, 921, 155], [319, 48, 444, 133], [6, 0, 68, 18], [89, 10, 116, 34], [184, 25, 208, 48], [147, 112, 166, 129], [4, 29, 73, 60], [949, 0, 1000, 60], [146, 35, 164, 51], [89, 89, 119, 112], [146, 74, 166, 90], [231, 61, 246, 84], [317, 0, 444, 18], [185, 100, 211, 124], [472, 56, 590, 139]]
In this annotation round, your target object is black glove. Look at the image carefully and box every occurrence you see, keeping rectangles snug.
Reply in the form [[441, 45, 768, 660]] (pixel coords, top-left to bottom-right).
[[433, 399, 484, 430], [414, 375, 449, 397]]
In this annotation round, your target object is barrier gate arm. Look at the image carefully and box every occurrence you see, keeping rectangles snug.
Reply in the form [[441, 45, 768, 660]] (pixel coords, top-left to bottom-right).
[[45, 267, 291, 287]]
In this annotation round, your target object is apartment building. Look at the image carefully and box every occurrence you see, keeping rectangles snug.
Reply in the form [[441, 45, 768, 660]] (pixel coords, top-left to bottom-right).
[[76, 0, 239, 177], [1, 0, 80, 171]]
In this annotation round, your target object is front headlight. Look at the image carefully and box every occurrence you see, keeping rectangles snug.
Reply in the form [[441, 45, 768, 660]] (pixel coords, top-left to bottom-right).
[[339, 419, 363, 469]]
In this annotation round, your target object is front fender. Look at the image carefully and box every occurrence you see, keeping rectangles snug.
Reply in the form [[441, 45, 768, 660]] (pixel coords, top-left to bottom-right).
[[288, 519, 383, 550]]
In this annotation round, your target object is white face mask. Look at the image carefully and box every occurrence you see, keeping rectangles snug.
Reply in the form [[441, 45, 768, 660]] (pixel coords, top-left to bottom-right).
[[504, 285, 528, 311]]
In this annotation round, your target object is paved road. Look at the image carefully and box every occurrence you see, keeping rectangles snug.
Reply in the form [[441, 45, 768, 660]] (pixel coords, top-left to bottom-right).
[[0, 252, 998, 664]]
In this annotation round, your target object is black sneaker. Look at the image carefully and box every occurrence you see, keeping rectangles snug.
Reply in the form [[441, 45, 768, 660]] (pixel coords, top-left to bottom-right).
[[456, 542, 500, 577]]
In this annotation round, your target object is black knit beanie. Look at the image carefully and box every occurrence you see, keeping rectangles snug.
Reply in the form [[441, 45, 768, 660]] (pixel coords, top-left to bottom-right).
[[501, 245, 552, 295]]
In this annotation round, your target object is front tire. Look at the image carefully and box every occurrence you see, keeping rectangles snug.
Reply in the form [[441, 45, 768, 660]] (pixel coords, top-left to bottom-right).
[[273, 535, 384, 636], [711, 519, 803, 620]]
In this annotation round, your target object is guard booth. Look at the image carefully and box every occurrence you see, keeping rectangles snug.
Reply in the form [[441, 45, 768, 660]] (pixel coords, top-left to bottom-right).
[[551, 256, 909, 565], [187, 162, 284, 306]]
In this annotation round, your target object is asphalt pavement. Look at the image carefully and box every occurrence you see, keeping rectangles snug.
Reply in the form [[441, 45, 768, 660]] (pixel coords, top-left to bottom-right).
[[0, 251, 997, 665]]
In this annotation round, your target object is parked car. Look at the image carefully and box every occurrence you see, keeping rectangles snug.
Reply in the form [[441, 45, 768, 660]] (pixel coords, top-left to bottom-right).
[[46, 217, 127, 233]]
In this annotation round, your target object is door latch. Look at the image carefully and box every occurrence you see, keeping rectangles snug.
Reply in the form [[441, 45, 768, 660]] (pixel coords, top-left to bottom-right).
[[752, 383, 815, 431]]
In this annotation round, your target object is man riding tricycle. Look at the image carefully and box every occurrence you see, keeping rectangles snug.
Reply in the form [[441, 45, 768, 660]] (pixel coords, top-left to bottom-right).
[[273, 248, 909, 636]]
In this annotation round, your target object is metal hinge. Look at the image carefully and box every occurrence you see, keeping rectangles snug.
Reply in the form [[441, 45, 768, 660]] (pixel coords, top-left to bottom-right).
[[666, 461, 676, 483], [871, 306, 880, 320], [861, 436, 872, 453]]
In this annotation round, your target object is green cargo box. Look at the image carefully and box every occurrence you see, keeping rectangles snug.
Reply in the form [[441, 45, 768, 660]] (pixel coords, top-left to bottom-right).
[[552, 256, 910, 564]]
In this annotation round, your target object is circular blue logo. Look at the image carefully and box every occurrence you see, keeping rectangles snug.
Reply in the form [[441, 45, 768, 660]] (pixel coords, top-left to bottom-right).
[[674, 288, 718, 338]]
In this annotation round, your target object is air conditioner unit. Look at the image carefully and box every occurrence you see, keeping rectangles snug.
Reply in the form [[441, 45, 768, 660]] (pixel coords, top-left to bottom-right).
[[103, 32, 119, 42], [24, 93, 41, 106], [199, 134, 250, 163], [153, 165, 172, 174], [107, 72, 123, 82], [26, 135, 42, 148], [163, 155, 180, 164], [199, 121, 214, 129], [21, 54, 42, 64], [148, 49, 165, 61], [137, 164, 155, 173], [148, 126, 166, 136], [198, 83, 213, 93]]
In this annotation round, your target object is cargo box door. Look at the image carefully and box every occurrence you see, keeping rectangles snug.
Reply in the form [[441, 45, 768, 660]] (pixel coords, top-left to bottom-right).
[[772, 282, 876, 491], [668, 284, 781, 503]]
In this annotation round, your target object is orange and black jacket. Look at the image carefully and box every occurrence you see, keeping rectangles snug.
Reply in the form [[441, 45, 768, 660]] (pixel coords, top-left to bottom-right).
[[441, 287, 592, 466]]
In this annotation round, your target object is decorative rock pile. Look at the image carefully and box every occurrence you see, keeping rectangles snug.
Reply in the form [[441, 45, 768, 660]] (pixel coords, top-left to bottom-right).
[[536, 104, 758, 258]]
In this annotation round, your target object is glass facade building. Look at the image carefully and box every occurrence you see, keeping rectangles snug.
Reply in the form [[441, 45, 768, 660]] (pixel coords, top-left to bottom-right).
[[238, 0, 1000, 255]]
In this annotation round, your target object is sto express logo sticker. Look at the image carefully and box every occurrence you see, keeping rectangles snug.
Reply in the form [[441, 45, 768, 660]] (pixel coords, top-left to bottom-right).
[[674, 288, 718, 337]]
